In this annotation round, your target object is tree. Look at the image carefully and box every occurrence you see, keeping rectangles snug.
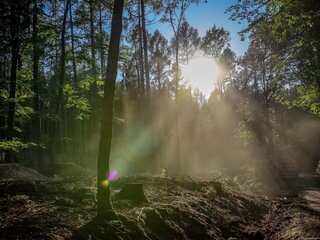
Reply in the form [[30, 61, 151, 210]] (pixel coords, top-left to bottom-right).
[[97, 0, 124, 219], [227, 0, 320, 116], [216, 47, 236, 93], [32, 0, 42, 165], [172, 21, 201, 64], [140, 0, 151, 96], [201, 25, 230, 59], [161, 0, 203, 173], [5, 0, 31, 162], [149, 30, 171, 90], [57, 0, 70, 128]]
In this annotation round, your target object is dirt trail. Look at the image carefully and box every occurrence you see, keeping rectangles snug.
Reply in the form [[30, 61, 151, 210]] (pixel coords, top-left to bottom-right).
[[295, 173, 320, 212], [260, 173, 320, 239], [0, 174, 319, 239]]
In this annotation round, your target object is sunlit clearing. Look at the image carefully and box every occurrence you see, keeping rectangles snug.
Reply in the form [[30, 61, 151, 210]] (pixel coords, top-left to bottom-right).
[[182, 56, 220, 97]]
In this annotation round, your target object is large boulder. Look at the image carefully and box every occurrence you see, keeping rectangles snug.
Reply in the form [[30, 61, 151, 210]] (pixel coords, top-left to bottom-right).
[[0, 163, 46, 181], [40, 162, 94, 178]]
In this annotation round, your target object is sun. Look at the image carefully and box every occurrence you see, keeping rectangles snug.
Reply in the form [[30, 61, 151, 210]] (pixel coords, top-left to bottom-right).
[[181, 56, 220, 98]]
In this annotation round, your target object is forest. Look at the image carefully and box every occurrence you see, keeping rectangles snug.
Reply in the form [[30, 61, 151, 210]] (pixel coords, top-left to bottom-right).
[[0, 0, 320, 239]]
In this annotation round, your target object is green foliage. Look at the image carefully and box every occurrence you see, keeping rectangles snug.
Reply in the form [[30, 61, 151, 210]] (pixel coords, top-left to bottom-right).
[[63, 83, 91, 120], [0, 139, 37, 152], [234, 121, 253, 146], [15, 105, 34, 118], [201, 25, 230, 59], [295, 86, 320, 116], [79, 76, 93, 91]]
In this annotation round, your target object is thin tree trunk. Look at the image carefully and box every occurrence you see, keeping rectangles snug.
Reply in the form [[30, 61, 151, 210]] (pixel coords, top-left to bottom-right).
[[99, 3, 105, 78], [57, 0, 70, 156], [69, 2, 79, 158], [97, 0, 124, 219], [69, 3, 77, 88], [58, 0, 69, 117], [138, 9, 145, 96], [5, 1, 20, 163], [157, 56, 161, 90], [89, 0, 98, 154], [174, 35, 181, 173], [140, 0, 150, 97], [32, 0, 42, 167], [89, 0, 97, 77]]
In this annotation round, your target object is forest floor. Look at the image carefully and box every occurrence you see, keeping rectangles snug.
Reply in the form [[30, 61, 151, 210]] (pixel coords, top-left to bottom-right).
[[0, 164, 319, 240]]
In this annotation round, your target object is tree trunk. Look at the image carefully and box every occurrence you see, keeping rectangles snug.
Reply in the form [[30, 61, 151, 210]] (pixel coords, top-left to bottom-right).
[[69, 2, 79, 159], [157, 57, 161, 90], [174, 34, 181, 173], [138, 4, 145, 96], [32, 0, 42, 167], [69, 2, 77, 88], [140, 0, 150, 97], [89, 0, 99, 154], [97, 0, 124, 219], [5, 1, 20, 163], [57, 0, 70, 156], [89, 0, 97, 77], [58, 0, 70, 117], [99, 3, 105, 79]]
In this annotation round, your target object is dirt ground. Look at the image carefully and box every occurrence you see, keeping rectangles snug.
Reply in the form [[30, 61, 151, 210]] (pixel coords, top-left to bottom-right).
[[0, 173, 319, 240]]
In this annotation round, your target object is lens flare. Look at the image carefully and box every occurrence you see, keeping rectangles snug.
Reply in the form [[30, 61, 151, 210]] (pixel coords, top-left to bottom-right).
[[101, 179, 109, 187], [101, 169, 118, 188], [108, 170, 117, 180]]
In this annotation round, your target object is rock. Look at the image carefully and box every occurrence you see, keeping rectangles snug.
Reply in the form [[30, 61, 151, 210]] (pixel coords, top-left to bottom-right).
[[0, 163, 46, 181]]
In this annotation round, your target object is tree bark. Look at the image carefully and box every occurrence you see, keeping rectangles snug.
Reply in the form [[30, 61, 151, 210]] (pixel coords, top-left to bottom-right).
[[58, 0, 70, 117], [99, 3, 105, 78], [97, 0, 124, 219], [140, 0, 150, 97], [56, 0, 70, 156], [69, 2, 77, 88], [5, 1, 20, 163], [89, 0, 97, 77], [32, 0, 42, 166], [174, 34, 181, 173], [69, 2, 79, 158], [138, 3, 145, 96]]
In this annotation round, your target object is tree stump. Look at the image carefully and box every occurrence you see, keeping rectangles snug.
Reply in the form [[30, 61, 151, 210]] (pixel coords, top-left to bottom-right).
[[115, 183, 148, 203]]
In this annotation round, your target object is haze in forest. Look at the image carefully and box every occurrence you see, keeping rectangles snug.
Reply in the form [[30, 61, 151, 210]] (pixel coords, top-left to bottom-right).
[[0, 0, 319, 190]]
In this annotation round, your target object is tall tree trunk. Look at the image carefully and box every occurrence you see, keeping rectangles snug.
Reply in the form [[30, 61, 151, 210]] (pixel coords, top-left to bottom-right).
[[58, 0, 69, 117], [99, 3, 105, 78], [89, 0, 97, 77], [89, 0, 98, 155], [138, 3, 145, 96], [57, 0, 70, 156], [32, 0, 42, 166], [69, 2, 79, 158], [157, 56, 161, 90], [140, 0, 150, 97], [134, 48, 141, 94], [5, 1, 20, 163], [174, 34, 181, 173], [69, 2, 77, 88], [97, 0, 124, 219]]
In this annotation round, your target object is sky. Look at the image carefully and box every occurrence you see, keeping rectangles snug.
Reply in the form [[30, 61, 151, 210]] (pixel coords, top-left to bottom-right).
[[148, 0, 249, 57], [146, 1, 249, 97]]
